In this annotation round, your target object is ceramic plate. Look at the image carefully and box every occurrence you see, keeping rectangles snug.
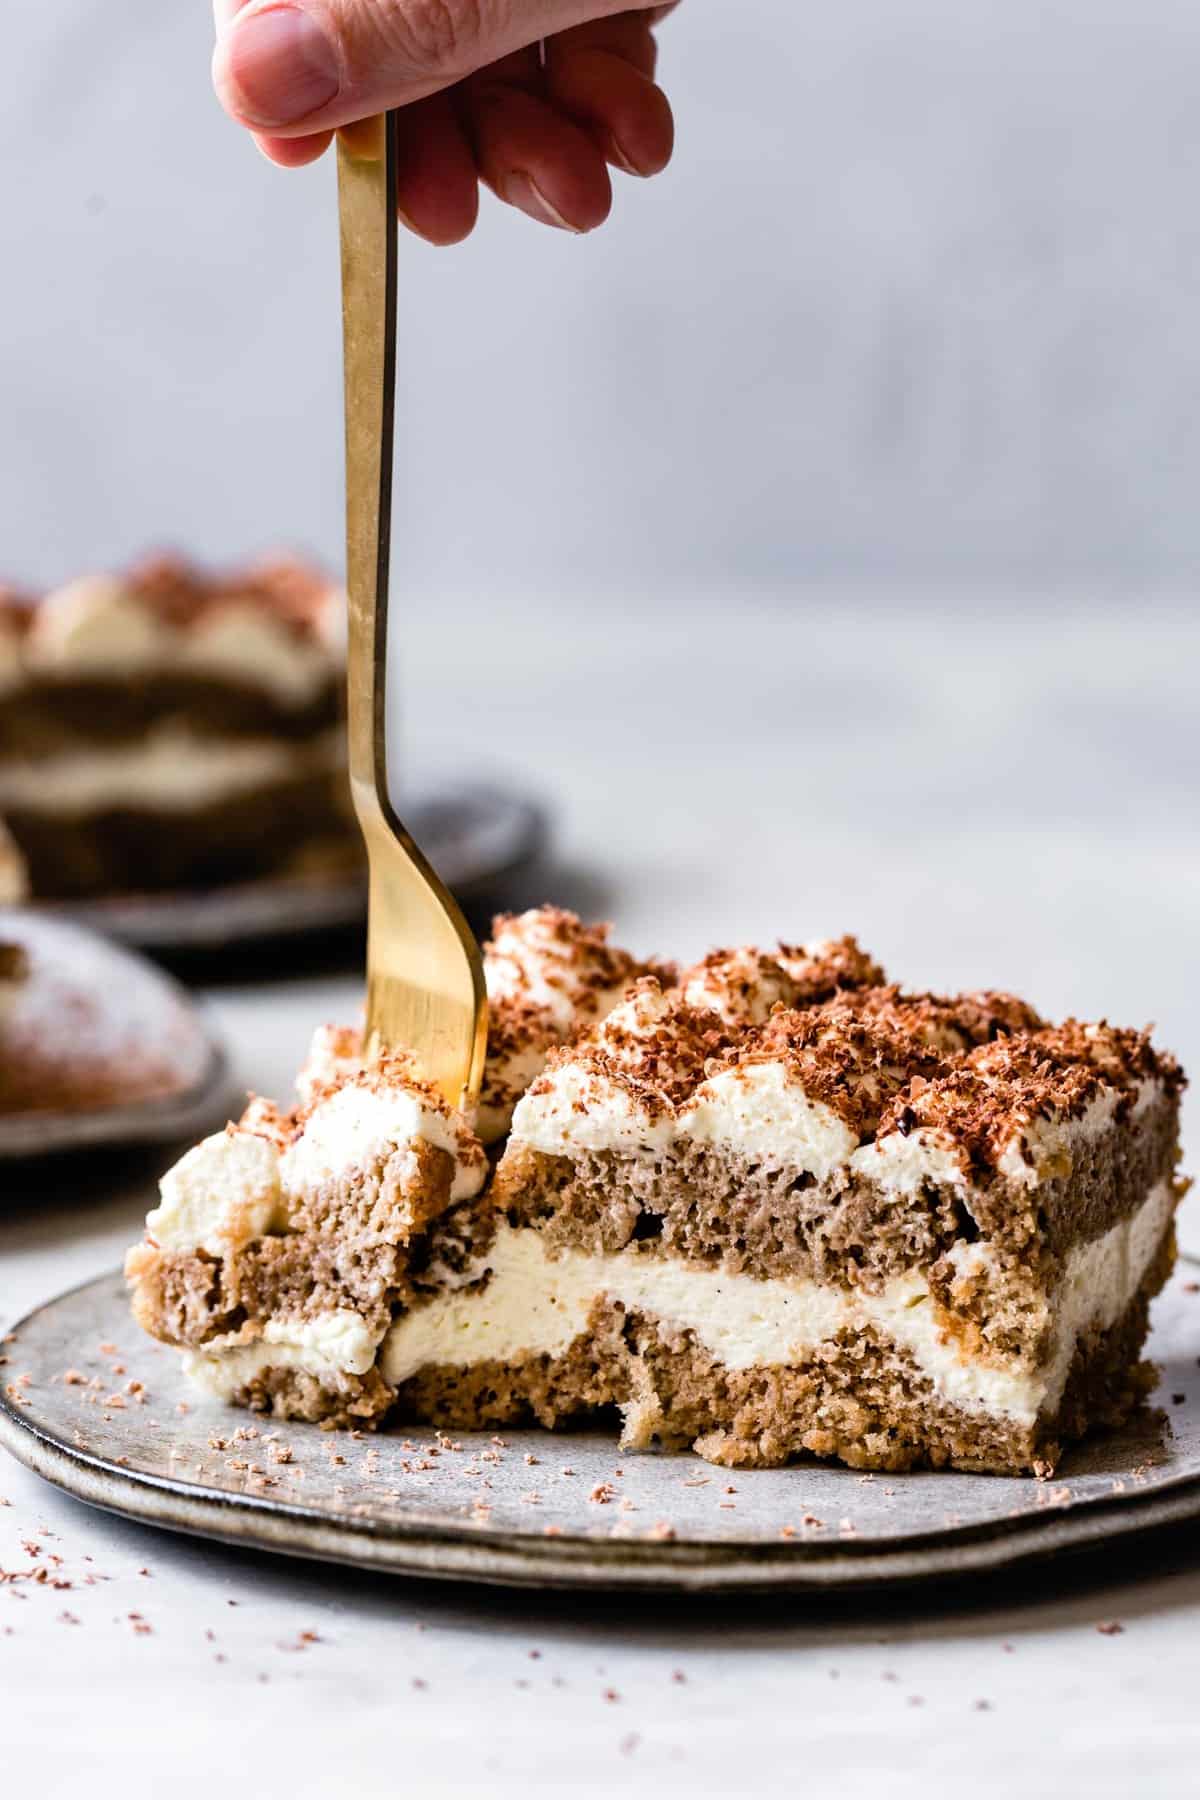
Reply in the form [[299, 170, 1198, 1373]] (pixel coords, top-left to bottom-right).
[[2, 1260, 1198, 1591], [0, 914, 229, 1159], [45, 781, 548, 953]]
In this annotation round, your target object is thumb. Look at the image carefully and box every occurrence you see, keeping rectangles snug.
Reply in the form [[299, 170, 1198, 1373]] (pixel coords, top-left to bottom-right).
[[213, 0, 658, 135]]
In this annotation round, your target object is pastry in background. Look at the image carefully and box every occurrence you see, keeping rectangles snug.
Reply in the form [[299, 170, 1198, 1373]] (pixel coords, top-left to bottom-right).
[[0, 553, 355, 899]]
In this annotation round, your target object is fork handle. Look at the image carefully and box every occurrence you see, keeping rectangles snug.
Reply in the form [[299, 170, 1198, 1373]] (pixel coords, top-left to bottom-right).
[[336, 114, 488, 1105], [338, 112, 397, 824]]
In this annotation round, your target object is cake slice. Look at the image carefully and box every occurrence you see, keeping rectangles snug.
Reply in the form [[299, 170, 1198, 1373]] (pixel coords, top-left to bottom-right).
[[124, 907, 654, 1419], [0, 553, 353, 898], [126, 921, 1187, 1473], [126, 1056, 489, 1425]]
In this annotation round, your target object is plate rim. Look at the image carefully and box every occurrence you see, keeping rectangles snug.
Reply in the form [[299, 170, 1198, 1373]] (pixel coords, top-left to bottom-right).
[[3, 1268, 1200, 1594]]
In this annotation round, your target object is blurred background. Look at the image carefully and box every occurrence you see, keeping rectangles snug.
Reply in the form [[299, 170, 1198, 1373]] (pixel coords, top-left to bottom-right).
[[10, 1, 1200, 586], [2, 2, 1197, 1160]]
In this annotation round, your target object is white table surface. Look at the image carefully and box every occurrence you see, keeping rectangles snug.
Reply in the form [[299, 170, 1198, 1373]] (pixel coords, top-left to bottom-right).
[[2, 590, 1197, 1797]]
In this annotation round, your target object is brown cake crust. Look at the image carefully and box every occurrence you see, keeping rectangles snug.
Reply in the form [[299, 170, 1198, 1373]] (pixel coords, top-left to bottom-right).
[[4, 767, 353, 898], [0, 673, 340, 755]]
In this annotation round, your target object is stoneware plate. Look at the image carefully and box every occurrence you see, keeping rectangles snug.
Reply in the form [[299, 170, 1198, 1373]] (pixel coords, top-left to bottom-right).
[[0, 913, 229, 1159], [2, 1260, 1198, 1592], [46, 781, 549, 953]]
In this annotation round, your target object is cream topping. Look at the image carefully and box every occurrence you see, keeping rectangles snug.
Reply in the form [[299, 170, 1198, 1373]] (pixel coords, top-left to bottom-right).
[[513, 1059, 675, 1157], [178, 601, 334, 705], [148, 1128, 288, 1256], [679, 948, 794, 1024], [678, 1060, 858, 1180], [995, 1088, 1122, 1187], [485, 908, 638, 1034], [474, 1039, 550, 1146], [25, 576, 171, 674], [280, 1081, 485, 1206], [17, 573, 341, 704], [850, 1126, 969, 1195], [295, 1024, 367, 1106]]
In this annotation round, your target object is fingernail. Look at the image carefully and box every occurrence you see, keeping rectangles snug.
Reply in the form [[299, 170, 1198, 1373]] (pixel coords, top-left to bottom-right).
[[500, 172, 582, 233], [220, 6, 340, 127], [607, 135, 645, 177]]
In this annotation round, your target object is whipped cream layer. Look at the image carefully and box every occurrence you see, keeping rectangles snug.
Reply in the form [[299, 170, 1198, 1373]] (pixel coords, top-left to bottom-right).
[[486, 908, 638, 1035], [185, 1309, 385, 1400], [477, 907, 660, 1145], [678, 936, 881, 1025], [18, 574, 341, 706], [514, 986, 1170, 1188], [375, 1180, 1176, 1427], [280, 1081, 485, 1206], [0, 726, 345, 815], [147, 1073, 486, 1259], [148, 1128, 288, 1257]]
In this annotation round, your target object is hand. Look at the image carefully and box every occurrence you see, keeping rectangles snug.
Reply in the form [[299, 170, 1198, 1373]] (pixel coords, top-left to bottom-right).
[[212, 1, 677, 244]]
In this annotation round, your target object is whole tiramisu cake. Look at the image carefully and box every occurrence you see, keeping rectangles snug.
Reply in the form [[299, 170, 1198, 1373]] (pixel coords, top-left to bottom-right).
[[126, 908, 1187, 1474], [0, 553, 353, 898]]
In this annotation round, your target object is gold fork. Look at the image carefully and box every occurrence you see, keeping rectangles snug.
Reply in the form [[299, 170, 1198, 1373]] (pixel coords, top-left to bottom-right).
[[337, 113, 487, 1113]]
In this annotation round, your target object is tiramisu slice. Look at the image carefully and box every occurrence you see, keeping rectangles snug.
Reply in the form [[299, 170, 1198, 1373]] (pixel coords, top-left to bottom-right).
[[124, 907, 654, 1417], [126, 1053, 489, 1424], [127, 924, 1187, 1474], [0, 553, 353, 898]]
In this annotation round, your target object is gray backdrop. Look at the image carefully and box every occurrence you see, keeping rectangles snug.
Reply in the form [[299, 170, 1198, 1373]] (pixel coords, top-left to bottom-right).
[[5, 0, 1200, 591]]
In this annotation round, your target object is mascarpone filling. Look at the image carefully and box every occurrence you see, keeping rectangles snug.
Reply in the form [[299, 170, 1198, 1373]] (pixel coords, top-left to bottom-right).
[[378, 1179, 1173, 1425], [0, 726, 345, 815], [185, 1309, 385, 1398], [180, 1179, 1174, 1430]]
